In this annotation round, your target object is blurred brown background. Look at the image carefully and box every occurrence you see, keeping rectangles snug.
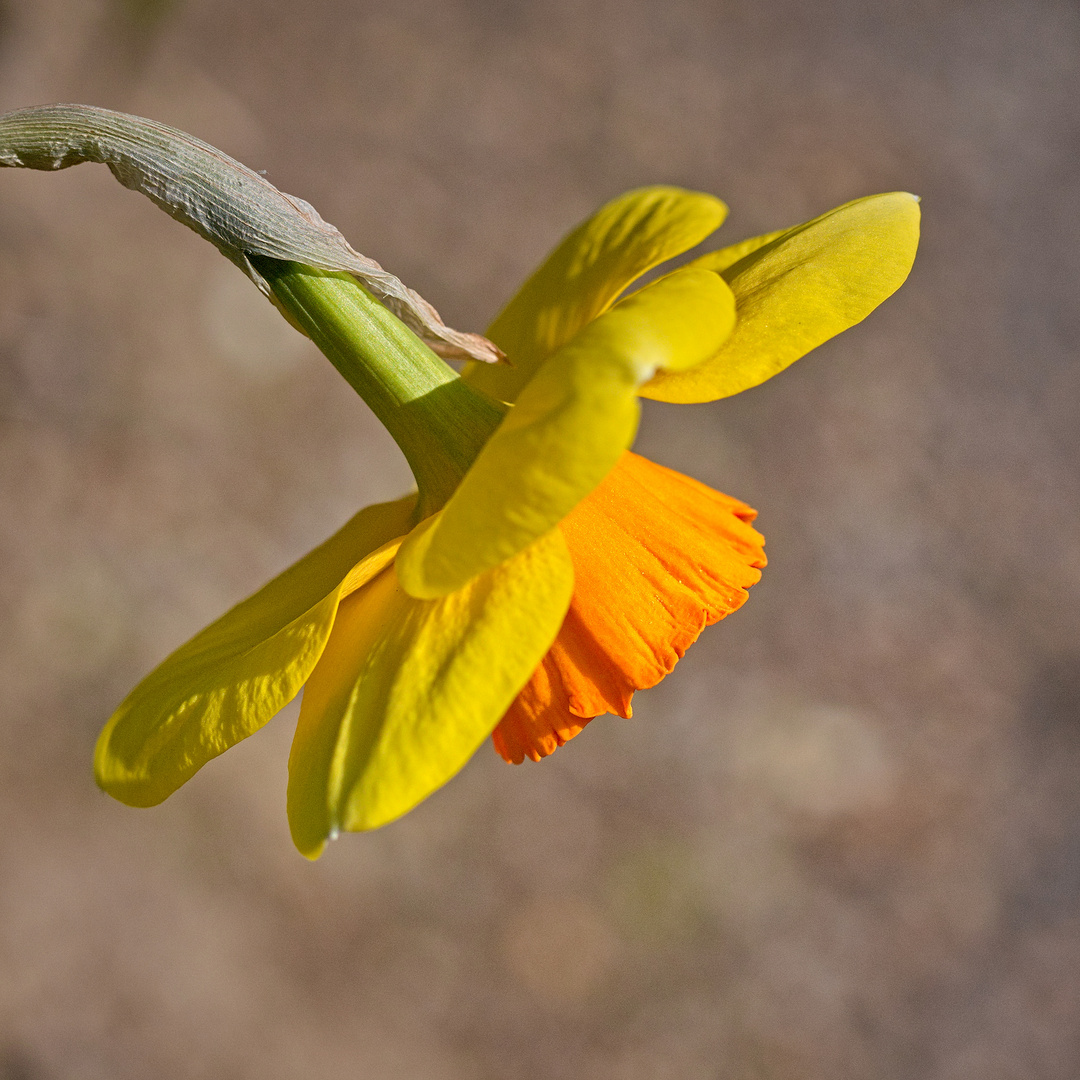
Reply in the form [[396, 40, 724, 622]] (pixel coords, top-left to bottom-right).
[[0, 0, 1077, 1077]]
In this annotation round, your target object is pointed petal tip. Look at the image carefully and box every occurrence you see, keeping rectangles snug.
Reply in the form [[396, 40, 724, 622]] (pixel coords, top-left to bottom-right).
[[297, 837, 328, 861]]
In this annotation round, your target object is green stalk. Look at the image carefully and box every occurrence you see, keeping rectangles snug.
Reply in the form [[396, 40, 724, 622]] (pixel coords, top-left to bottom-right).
[[251, 257, 507, 518]]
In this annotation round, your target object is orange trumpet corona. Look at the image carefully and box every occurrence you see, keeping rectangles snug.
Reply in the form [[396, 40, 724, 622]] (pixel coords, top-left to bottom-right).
[[493, 451, 766, 764]]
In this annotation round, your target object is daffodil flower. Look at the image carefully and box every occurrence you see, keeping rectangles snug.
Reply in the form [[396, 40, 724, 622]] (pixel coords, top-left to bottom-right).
[[0, 107, 919, 858]]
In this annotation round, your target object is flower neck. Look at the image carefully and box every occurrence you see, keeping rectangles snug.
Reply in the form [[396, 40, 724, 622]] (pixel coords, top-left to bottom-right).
[[251, 257, 507, 518]]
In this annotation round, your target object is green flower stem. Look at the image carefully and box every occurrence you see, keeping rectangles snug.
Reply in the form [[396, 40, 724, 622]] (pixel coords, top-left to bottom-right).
[[251, 257, 507, 518]]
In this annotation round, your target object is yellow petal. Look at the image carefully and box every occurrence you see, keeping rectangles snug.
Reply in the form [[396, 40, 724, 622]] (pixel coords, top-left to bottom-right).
[[287, 527, 573, 857], [396, 268, 735, 599], [685, 228, 787, 275], [94, 494, 417, 807], [463, 186, 727, 403], [641, 192, 921, 403]]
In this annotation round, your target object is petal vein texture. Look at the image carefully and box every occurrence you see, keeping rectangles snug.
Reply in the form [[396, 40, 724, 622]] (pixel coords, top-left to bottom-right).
[[287, 528, 574, 856], [94, 496, 416, 806]]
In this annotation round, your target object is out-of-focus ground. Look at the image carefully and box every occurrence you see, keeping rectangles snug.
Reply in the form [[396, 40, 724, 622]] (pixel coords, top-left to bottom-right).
[[0, 0, 1077, 1076]]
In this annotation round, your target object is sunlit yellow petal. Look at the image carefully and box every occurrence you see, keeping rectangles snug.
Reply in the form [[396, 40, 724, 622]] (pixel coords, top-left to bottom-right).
[[641, 192, 921, 403], [684, 228, 787, 275], [396, 269, 735, 599], [463, 186, 727, 403], [94, 494, 417, 807], [287, 528, 574, 857]]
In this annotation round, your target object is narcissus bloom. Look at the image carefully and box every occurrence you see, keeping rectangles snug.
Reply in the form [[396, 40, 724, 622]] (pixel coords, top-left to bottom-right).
[[93, 185, 920, 858]]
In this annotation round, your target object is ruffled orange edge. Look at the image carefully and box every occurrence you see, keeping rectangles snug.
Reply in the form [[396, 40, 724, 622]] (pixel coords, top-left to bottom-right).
[[492, 451, 766, 764]]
